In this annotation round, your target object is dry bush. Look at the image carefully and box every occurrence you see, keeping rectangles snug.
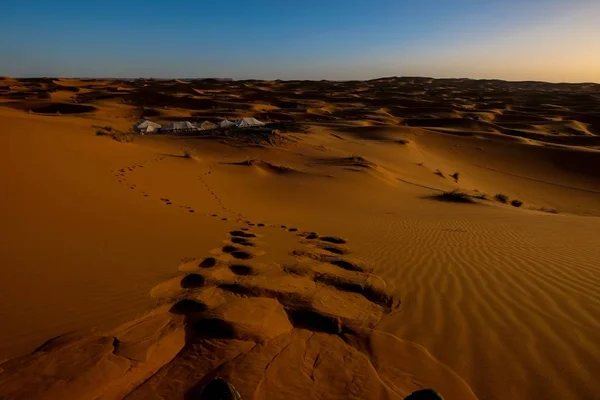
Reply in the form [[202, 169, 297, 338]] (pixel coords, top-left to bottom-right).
[[511, 199, 523, 207], [450, 172, 460, 181], [434, 190, 476, 203], [182, 147, 196, 159], [495, 193, 509, 203]]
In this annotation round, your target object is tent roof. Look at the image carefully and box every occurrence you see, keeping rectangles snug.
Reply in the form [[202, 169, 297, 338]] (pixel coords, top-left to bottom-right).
[[218, 119, 235, 127], [165, 121, 196, 130], [135, 119, 161, 129], [235, 117, 265, 127]]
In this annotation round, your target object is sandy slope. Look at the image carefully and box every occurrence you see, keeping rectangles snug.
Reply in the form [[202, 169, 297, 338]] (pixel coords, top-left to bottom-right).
[[1, 77, 600, 399]]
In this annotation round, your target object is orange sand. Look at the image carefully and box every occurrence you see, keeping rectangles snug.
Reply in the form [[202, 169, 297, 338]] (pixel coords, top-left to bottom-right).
[[0, 77, 599, 399]]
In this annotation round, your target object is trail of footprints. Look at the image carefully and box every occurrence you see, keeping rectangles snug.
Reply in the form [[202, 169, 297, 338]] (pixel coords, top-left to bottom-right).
[[157, 224, 399, 338], [111, 157, 329, 227], [113, 158, 400, 333], [198, 165, 245, 221], [111, 158, 230, 218]]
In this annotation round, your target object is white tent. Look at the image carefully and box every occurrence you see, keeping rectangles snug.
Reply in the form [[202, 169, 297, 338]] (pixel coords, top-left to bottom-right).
[[235, 117, 265, 128], [198, 121, 217, 131], [218, 119, 235, 129], [163, 121, 197, 132], [134, 119, 161, 134]]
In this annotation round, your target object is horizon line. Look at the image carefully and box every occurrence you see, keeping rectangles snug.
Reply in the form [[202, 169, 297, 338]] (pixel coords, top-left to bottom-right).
[[4, 75, 600, 86]]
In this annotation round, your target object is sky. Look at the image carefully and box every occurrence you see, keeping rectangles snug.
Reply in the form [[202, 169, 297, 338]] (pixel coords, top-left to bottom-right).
[[1, 0, 599, 82]]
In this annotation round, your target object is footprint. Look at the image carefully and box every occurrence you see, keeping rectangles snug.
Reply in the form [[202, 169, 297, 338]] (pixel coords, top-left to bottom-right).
[[231, 237, 254, 247], [230, 230, 256, 238], [320, 236, 346, 244], [199, 257, 217, 268], [321, 246, 348, 255], [229, 264, 257, 276], [288, 228, 298, 232], [231, 251, 253, 260], [222, 245, 239, 254], [329, 259, 364, 272], [180, 274, 205, 288]]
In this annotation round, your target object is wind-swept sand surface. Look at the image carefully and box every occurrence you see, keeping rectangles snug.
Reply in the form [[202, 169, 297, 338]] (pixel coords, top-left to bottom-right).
[[1, 77, 599, 399]]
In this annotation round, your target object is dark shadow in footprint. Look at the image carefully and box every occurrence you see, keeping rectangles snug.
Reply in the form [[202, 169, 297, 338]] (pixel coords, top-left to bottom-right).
[[221, 218, 228, 221], [229, 265, 256, 276], [189, 209, 195, 213], [230, 231, 256, 238], [231, 237, 255, 247], [288, 228, 298, 232], [330, 260, 362, 272], [257, 223, 265, 227], [181, 274, 206, 288], [231, 251, 253, 260], [170, 299, 207, 314], [190, 318, 235, 339], [322, 246, 347, 255], [222, 245, 239, 253], [321, 236, 346, 244], [199, 257, 217, 268], [281, 225, 287, 229], [306, 233, 319, 240], [286, 308, 342, 334]]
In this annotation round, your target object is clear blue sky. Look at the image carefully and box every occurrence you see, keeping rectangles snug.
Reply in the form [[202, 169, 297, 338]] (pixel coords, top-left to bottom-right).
[[2, 0, 599, 82]]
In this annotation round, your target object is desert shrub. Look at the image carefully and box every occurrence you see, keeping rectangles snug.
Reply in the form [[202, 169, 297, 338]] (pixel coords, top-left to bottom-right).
[[435, 190, 475, 203], [450, 172, 460, 181], [511, 199, 523, 207], [182, 147, 196, 159], [434, 170, 445, 178], [495, 193, 509, 203]]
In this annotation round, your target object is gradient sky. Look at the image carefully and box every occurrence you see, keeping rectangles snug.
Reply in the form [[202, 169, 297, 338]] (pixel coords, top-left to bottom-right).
[[2, 0, 599, 82]]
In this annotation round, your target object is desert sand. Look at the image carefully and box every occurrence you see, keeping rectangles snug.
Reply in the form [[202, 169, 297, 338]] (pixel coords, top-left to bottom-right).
[[0, 76, 599, 399]]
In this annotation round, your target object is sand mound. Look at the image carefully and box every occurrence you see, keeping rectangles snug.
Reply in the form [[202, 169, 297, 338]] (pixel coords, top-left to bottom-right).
[[314, 155, 376, 169], [227, 159, 301, 174]]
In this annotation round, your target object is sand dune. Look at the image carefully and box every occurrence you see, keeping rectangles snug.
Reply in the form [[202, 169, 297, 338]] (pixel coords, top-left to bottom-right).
[[1, 77, 600, 399]]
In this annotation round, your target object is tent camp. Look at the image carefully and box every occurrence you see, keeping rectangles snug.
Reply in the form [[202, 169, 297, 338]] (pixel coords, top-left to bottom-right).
[[198, 121, 217, 131], [218, 119, 235, 129], [134, 120, 161, 134], [162, 121, 197, 133], [235, 117, 265, 128]]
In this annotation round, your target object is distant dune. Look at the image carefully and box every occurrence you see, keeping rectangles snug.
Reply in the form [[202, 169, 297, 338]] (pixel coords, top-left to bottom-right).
[[1, 77, 600, 400]]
